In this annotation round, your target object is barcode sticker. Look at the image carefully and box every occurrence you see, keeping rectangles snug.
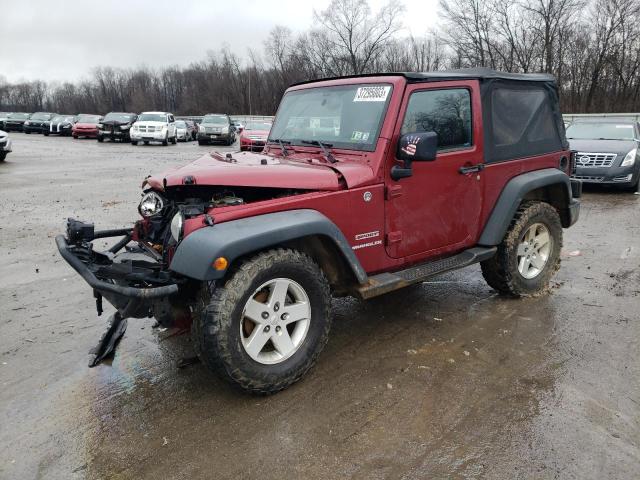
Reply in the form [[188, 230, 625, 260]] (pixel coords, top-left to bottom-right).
[[353, 86, 391, 102]]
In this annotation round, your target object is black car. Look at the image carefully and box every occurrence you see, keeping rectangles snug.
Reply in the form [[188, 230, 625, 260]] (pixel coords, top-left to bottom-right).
[[197, 113, 236, 146], [567, 119, 640, 190], [44, 114, 77, 136], [4, 112, 31, 132], [24, 112, 57, 134], [98, 112, 138, 142]]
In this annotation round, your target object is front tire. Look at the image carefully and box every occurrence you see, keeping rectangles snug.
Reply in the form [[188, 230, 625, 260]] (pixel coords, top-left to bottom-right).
[[481, 201, 562, 297], [97, 135, 104, 143], [131, 140, 138, 145], [193, 249, 332, 394]]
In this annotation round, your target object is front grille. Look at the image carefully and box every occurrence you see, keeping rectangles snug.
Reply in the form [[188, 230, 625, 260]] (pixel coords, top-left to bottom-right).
[[571, 175, 605, 182], [575, 152, 617, 168], [205, 127, 221, 133]]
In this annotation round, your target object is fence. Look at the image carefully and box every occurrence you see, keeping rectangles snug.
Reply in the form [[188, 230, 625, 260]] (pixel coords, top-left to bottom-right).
[[563, 113, 640, 123], [176, 115, 275, 124]]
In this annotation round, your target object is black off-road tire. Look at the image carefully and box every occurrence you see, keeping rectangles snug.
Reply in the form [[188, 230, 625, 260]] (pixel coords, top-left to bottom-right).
[[0, 152, 6, 162], [481, 201, 562, 297], [192, 249, 332, 394]]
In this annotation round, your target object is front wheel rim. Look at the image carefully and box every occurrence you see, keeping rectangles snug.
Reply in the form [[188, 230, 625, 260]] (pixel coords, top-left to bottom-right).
[[240, 278, 311, 365], [516, 223, 552, 279]]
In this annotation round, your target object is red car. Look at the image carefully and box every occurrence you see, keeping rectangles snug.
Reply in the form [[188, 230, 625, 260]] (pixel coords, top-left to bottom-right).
[[72, 114, 103, 139], [57, 69, 580, 394], [239, 121, 272, 151]]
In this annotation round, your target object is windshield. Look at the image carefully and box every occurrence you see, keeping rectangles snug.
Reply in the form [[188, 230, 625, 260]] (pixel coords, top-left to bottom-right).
[[31, 113, 53, 121], [52, 115, 74, 123], [138, 113, 167, 122], [269, 84, 392, 151], [202, 115, 228, 125], [566, 122, 636, 141], [246, 122, 272, 131], [104, 113, 134, 122], [175, 120, 187, 128], [77, 114, 101, 123], [9, 113, 30, 120]]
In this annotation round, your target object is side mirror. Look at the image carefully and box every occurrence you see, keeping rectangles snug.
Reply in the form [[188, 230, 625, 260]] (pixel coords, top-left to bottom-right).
[[391, 131, 438, 180]]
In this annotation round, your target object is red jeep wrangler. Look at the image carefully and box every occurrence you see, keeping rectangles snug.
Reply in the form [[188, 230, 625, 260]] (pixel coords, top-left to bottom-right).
[[57, 68, 581, 393]]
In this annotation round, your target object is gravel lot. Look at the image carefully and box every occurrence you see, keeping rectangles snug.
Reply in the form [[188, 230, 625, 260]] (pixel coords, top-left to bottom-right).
[[1, 134, 639, 479]]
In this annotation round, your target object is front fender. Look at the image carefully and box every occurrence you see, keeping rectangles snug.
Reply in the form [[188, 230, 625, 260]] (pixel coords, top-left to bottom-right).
[[169, 209, 368, 283]]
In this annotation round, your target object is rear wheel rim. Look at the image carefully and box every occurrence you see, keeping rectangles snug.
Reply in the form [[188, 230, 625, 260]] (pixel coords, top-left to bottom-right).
[[516, 223, 552, 279], [240, 278, 311, 365]]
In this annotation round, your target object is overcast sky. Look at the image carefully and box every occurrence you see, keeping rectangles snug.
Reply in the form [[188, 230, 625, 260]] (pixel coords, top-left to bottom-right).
[[0, 0, 439, 84]]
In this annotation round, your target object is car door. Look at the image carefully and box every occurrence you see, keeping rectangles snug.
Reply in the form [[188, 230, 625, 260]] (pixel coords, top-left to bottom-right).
[[385, 81, 485, 260]]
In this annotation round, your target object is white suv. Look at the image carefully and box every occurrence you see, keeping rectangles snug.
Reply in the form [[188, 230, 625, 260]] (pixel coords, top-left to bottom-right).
[[131, 112, 177, 146]]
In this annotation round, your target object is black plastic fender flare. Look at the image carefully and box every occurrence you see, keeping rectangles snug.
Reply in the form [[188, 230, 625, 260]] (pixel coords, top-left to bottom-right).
[[478, 168, 576, 246], [169, 209, 368, 283]]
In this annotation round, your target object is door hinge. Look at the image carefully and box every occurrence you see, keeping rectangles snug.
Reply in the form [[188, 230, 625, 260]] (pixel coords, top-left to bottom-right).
[[386, 231, 403, 245], [385, 184, 403, 199]]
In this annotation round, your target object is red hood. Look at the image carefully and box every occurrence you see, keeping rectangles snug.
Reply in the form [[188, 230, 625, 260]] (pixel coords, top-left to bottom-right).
[[74, 122, 98, 128], [147, 150, 376, 191]]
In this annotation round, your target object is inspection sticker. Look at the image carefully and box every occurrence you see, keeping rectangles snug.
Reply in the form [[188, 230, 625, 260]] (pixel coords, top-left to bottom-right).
[[353, 85, 391, 102]]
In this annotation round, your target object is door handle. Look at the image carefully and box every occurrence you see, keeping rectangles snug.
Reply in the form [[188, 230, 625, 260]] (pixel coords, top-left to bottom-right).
[[459, 163, 485, 174]]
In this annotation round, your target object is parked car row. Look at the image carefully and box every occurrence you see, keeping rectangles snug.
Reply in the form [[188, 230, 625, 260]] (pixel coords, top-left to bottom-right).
[[0, 110, 270, 150]]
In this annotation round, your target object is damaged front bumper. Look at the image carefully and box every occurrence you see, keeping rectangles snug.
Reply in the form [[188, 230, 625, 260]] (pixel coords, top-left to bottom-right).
[[55, 219, 179, 317]]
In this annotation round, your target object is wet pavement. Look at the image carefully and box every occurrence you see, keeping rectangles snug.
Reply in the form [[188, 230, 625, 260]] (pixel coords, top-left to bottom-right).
[[1, 134, 638, 479]]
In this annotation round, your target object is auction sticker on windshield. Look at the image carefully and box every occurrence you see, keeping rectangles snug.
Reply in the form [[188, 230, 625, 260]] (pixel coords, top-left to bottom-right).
[[353, 86, 391, 102]]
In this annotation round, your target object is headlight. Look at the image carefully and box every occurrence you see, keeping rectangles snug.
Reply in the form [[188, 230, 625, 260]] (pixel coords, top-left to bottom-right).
[[170, 212, 184, 242], [621, 148, 637, 167], [138, 191, 164, 217]]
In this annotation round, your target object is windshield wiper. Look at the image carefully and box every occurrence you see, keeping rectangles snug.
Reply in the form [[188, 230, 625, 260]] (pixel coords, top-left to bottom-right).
[[301, 140, 337, 163], [268, 138, 291, 157]]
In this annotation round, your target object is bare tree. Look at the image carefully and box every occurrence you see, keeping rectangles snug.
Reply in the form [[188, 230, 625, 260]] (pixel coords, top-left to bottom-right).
[[312, 0, 405, 74]]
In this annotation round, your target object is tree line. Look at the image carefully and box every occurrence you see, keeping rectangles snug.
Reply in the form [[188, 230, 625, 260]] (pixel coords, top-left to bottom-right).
[[1, 0, 639, 115]]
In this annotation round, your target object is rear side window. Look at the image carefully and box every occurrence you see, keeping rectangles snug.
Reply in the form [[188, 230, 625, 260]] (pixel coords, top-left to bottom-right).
[[488, 86, 563, 162], [400, 88, 472, 151]]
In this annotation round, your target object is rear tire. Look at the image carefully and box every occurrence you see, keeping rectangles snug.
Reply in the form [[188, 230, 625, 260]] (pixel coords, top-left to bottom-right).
[[193, 249, 332, 394], [162, 135, 168, 146], [481, 201, 562, 297], [171, 135, 177, 145]]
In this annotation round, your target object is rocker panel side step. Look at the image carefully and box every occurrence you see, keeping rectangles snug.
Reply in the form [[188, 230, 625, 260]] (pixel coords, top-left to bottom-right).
[[356, 247, 497, 300]]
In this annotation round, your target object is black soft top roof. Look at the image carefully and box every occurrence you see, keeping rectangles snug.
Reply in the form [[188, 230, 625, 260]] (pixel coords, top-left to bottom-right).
[[291, 68, 556, 87]]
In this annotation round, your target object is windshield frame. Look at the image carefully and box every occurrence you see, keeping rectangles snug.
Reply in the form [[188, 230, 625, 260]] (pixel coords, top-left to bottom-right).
[[77, 115, 101, 123], [202, 114, 229, 125], [566, 122, 638, 141], [138, 113, 168, 123], [268, 83, 394, 153], [103, 113, 135, 122]]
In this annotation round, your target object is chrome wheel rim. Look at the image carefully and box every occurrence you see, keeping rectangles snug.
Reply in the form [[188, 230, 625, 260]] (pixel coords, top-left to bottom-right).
[[517, 223, 552, 279], [240, 278, 311, 365]]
